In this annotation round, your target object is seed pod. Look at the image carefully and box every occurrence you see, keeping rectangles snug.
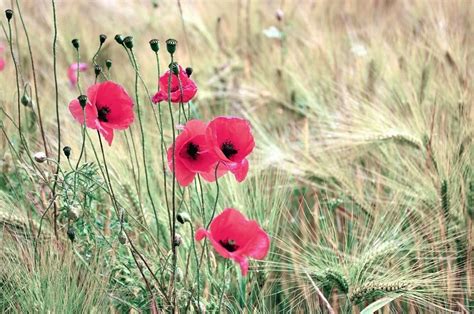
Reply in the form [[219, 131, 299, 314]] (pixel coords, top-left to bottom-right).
[[105, 59, 112, 70], [94, 65, 102, 77], [63, 146, 72, 158], [78, 95, 87, 108], [71, 38, 80, 49], [114, 34, 124, 45], [149, 39, 159, 52], [166, 38, 177, 55], [99, 34, 107, 45], [169, 62, 179, 76], [123, 36, 134, 49], [185, 67, 193, 77], [67, 226, 76, 242], [21, 94, 32, 107], [5, 9, 13, 21]]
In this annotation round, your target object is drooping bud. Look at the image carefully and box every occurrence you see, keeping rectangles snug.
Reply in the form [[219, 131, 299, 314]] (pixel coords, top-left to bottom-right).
[[173, 234, 182, 247], [165, 38, 177, 55], [149, 39, 159, 52], [68, 205, 81, 221], [5, 9, 13, 21], [94, 65, 102, 77], [177, 212, 191, 224], [114, 34, 124, 45], [185, 67, 193, 77], [67, 226, 76, 242], [63, 146, 71, 158], [118, 231, 127, 244], [71, 38, 80, 50], [123, 36, 134, 49], [169, 62, 179, 76], [78, 95, 87, 108], [33, 152, 47, 163], [21, 94, 32, 107], [99, 34, 107, 45], [275, 9, 284, 21], [105, 59, 112, 70]]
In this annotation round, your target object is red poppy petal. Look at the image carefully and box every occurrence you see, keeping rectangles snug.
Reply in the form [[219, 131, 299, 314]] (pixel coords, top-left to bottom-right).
[[200, 163, 228, 182], [0, 58, 5, 71], [168, 144, 196, 187], [195, 228, 209, 241], [69, 100, 98, 130], [244, 228, 270, 260], [97, 123, 114, 146], [152, 91, 167, 104], [235, 256, 249, 276], [230, 159, 249, 182]]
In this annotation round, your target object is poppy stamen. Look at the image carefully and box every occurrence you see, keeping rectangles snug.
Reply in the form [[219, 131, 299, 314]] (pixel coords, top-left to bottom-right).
[[98, 106, 110, 122], [221, 141, 238, 159], [186, 142, 199, 160], [219, 239, 239, 252]]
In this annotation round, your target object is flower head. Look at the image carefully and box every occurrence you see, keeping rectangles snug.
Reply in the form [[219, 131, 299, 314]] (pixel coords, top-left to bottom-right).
[[202, 116, 255, 182], [67, 62, 88, 87], [68, 81, 134, 145], [168, 119, 217, 186], [152, 64, 197, 104], [195, 208, 270, 276]]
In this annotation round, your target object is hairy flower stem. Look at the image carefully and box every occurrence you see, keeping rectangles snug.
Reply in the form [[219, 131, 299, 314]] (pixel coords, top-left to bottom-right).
[[188, 222, 201, 313], [167, 53, 178, 311], [128, 48, 160, 243], [15, 0, 48, 156], [217, 260, 230, 312], [154, 52, 172, 235], [6, 15, 21, 139], [50, 0, 60, 239]]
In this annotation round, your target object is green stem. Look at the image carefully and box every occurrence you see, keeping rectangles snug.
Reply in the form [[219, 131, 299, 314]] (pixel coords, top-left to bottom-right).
[[51, 0, 60, 239]]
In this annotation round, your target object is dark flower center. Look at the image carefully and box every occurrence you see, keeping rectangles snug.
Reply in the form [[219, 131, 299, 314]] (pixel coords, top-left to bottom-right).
[[219, 239, 239, 252], [186, 142, 199, 160], [221, 141, 238, 159], [98, 106, 110, 122]]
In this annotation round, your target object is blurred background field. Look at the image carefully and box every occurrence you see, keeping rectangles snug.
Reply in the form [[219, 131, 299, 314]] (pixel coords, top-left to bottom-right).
[[0, 0, 472, 312]]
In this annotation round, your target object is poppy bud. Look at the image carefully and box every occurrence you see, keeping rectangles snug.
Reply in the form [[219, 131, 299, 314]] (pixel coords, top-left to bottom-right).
[[21, 94, 31, 107], [123, 36, 134, 49], [105, 59, 112, 70], [67, 226, 76, 242], [77, 95, 87, 108], [68, 206, 81, 221], [275, 9, 284, 21], [99, 34, 107, 45], [71, 38, 80, 50], [173, 234, 182, 247], [63, 146, 71, 158], [114, 34, 124, 45], [185, 67, 193, 77], [33, 152, 47, 163], [118, 231, 127, 244], [149, 39, 159, 52], [165, 38, 177, 55], [5, 9, 13, 21], [169, 62, 179, 76], [94, 65, 102, 77], [177, 212, 191, 224]]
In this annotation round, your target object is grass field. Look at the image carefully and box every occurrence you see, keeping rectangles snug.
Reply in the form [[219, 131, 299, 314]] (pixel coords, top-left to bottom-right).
[[0, 0, 472, 312]]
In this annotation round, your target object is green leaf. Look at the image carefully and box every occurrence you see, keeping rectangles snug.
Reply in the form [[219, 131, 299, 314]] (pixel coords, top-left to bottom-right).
[[360, 293, 402, 314]]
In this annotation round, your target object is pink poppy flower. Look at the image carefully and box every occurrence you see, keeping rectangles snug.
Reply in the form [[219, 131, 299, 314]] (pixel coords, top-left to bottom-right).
[[195, 208, 270, 276], [167, 119, 218, 187], [201, 116, 255, 183], [67, 62, 88, 87], [68, 81, 134, 145], [152, 64, 197, 104]]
